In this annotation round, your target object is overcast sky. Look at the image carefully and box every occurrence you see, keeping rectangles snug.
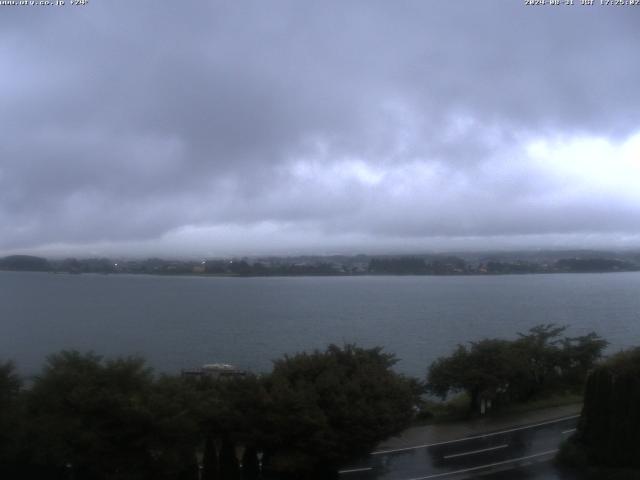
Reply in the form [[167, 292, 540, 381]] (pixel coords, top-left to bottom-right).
[[1, 0, 640, 258]]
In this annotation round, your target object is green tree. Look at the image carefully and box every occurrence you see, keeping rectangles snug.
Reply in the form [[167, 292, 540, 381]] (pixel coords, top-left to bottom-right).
[[558, 332, 609, 386], [262, 344, 419, 477], [194, 374, 270, 480], [427, 325, 608, 413], [511, 324, 567, 400], [559, 347, 640, 475], [146, 375, 202, 479], [0, 361, 24, 477], [427, 339, 520, 413], [24, 351, 197, 480]]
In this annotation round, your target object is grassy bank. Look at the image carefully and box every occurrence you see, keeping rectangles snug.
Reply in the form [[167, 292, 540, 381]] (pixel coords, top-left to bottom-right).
[[414, 391, 583, 426]]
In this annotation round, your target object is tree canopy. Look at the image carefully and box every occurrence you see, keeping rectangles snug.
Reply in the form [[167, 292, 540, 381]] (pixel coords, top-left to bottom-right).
[[573, 347, 640, 469], [427, 324, 608, 413], [0, 345, 419, 480], [0, 329, 610, 479], [263, 344, 419, 475]]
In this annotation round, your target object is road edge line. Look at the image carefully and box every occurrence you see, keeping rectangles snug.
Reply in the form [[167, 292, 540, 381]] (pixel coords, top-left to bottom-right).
[[371, 415, 579, 455]]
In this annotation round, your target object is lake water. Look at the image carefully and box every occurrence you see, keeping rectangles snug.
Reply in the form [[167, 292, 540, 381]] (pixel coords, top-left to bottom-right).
[[1, 271, 639, 378]]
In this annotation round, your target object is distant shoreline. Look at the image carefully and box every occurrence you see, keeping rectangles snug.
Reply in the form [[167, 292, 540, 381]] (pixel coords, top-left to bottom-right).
[[2, 252, 639, 277], [1, 268, 639, 279]]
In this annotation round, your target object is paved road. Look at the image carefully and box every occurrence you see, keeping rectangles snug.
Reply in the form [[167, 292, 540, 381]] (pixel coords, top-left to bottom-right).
[[338, 415, 580, 480]]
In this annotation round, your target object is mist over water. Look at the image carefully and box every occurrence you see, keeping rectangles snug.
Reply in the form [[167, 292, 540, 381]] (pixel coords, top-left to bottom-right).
[[2, 271, 639, 378]]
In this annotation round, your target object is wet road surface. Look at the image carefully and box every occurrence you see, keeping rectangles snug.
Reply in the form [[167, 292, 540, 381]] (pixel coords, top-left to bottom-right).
[[339, 416, 579, 480]]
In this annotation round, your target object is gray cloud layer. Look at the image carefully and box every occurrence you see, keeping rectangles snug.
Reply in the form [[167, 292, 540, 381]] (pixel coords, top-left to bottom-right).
[[1, 1, 640, 256]]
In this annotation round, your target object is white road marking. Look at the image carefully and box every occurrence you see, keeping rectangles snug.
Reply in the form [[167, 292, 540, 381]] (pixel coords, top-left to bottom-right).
[[443, 443, 508, 459], [338, 467, 373, 474], [371, 415, 579, 455], [404, 449, 559, 480], [562, 428, 577, 434]]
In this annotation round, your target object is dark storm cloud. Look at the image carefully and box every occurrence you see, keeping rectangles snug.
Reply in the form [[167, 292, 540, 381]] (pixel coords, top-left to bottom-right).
[[1, 0, 640, 255]]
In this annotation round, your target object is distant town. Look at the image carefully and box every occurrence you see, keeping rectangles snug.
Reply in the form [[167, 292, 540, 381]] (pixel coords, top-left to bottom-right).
[[1, 250, 640, 276]]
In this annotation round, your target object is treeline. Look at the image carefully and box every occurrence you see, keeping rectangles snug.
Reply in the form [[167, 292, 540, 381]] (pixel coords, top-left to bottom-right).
[[369, 257, 639, 275], [426, 325, 608, 413], [0, 256, 345, 276], [368, 256, 467, 274], [0, 255, 51, 272], [0, 325, 610, 479], [204, 260, 339, 276], [1, 253, 640, 276], [0, 345, 419, 480]]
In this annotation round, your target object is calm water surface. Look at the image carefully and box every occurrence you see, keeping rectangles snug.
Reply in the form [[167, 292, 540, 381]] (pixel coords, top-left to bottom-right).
[[1, 271, 639, 377]]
